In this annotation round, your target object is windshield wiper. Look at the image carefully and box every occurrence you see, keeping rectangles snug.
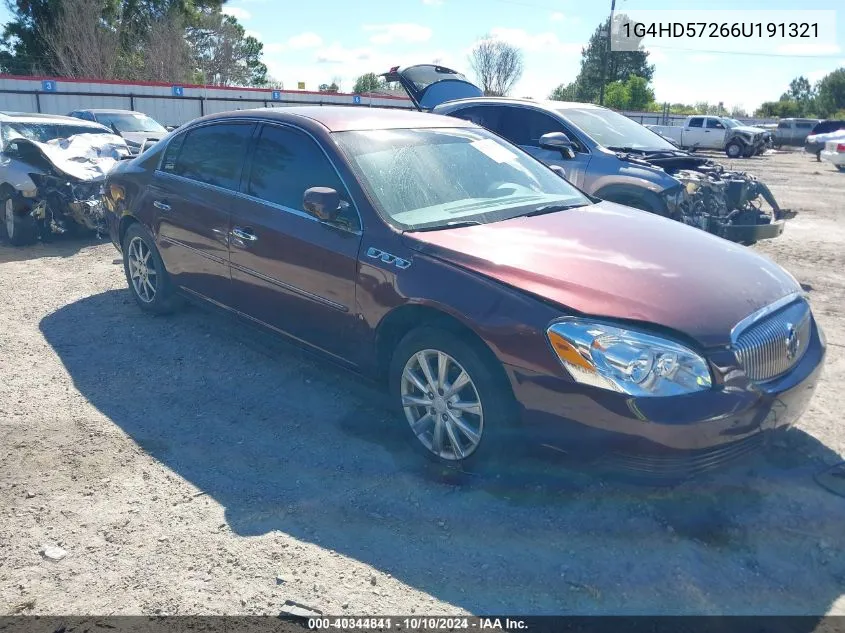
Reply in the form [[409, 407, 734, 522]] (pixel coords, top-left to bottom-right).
[[411, 220, 483, 232], [519, 203, 587, 218]]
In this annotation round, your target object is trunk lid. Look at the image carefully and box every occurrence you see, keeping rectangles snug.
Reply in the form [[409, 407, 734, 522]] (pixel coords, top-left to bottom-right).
[[381, 64, 483, 111], [404, 201, 800, 348]]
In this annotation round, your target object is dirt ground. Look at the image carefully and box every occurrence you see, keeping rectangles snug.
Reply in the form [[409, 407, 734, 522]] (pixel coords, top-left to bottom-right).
[[1, 150, 844, 617]]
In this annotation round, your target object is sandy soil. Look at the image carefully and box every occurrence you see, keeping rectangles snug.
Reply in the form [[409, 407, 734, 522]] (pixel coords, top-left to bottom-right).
[[0, 150, 843, 616]]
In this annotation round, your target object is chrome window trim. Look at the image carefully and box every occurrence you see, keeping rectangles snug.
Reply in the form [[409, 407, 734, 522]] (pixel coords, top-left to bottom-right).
[[729, 291, 806, 345], [154, 116, 364, 234]]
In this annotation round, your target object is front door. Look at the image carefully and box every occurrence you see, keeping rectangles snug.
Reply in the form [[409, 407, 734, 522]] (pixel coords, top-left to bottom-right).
[[704, 118, 727, 148], [228, 123, 363, 363], [150, 121, 255, 306]]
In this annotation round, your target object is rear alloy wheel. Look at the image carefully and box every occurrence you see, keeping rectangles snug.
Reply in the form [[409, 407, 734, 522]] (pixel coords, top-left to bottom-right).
[[122, 223, 179, 314], [389, 327, 517, 471], [2, 195, 37, 246]]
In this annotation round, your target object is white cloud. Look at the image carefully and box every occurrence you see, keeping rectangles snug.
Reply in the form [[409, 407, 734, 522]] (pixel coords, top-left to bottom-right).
[[550, 12, 564, 21], [688, 53, 716, 64], [315, 43, 376, 64], [422, 0, 443, 5], [244, 29, 262, 39], [288, 32, 323, 49], [644, 47, 667, 63], [221, 6, 251, 21], [363, 23, 433, 45], [487, 28, 582, 55], [264, 42, 286, 54], [775, 43, 841, 56]]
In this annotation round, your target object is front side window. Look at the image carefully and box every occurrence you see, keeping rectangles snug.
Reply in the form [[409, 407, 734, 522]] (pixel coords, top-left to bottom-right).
[[171, 123, 254, 191], [688, 118, 704, 128], [246, 125, 359, 229], [498, 108, 567, 148], [333, 126, 591, 232], [707, 119, 725, 129]]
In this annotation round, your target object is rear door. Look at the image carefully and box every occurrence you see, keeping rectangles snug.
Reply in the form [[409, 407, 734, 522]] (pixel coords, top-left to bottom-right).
[[381, 64, 483, 111], [684, 117, 707, 147], [228, 123, 363, 362], [148, 121, 255, 306]]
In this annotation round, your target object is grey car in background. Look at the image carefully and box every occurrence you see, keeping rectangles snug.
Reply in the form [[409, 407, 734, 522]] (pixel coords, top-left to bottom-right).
[[383, 64, 789, 244], [68, 109, 168, 155]]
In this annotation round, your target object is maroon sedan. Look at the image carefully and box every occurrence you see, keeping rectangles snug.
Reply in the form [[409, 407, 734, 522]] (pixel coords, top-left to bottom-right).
[[102, 107, 825, 478]]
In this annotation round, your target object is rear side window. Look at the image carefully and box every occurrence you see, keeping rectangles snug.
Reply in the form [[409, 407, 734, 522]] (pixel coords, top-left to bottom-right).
[[777, 121, 789, 129], [688, 118, 704, 128], [796, 121, 815, 129], [170, 122, 254, 191], [246, 125, 359, 229], [449, 106, 505, 135]]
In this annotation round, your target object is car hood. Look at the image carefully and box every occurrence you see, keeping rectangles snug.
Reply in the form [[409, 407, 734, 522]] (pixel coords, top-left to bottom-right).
[[12, 132, 129, 182], [733, 126, 765, 135], [121, 131, 165, 145], [404, 201, 800, 348]]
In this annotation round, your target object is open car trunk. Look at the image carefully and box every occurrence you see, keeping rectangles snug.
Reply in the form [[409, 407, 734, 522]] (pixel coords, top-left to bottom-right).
[[380, 64, 483, 111]]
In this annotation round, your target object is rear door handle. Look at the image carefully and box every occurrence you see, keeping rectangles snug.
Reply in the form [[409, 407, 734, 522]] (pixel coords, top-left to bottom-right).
[[153, 200, 171, 211], [232, 227, 258, 242]]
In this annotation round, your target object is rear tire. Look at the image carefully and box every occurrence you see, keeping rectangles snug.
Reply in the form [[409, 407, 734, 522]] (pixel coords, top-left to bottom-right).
[[388, 327, 518, 474], [1, 194, 38, 246], [122, 223, 180, 314]]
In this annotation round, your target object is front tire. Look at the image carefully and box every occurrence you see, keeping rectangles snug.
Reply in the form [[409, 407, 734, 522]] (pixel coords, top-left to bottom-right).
[[1, 194, 37, 246], [388, 327, 518, 472], [122, 223, 179, 314], [725, 141, 743, 159]]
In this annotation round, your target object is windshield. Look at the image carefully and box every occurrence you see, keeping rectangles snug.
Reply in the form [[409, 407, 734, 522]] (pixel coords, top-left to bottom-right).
[[94, 112, 166, 134], [724, 119, 740, 128], [4, 122, 111, 144], [557, 107, 676, 151], [333, 127, 591, 231]]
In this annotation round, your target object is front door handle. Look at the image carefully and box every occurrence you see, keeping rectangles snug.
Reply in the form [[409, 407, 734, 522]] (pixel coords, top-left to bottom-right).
[[153, 200, 171, 211], [232, 227, 258, 242]]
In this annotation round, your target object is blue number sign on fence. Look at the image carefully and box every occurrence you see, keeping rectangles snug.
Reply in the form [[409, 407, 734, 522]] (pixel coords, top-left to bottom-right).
[[353, 95, 362, 104], [171, 86, 184, 97], [271, 91, 281, 101], [41, 80, 57, 92]]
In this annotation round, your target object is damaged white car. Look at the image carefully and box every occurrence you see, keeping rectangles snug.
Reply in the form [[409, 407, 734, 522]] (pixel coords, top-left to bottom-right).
[[0, 112, 130, 246]]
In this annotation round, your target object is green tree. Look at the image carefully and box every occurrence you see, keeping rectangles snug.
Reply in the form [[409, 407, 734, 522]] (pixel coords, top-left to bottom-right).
[[0, 0, 223, 76], [815, 68, 845, 118], [353, 72, 385, 94], [188, 12, 267, 86], [549, 82, 579, 101], [570, 15, 654, 103], [625, 75, 654, 110], [603, 80, 629, 109]]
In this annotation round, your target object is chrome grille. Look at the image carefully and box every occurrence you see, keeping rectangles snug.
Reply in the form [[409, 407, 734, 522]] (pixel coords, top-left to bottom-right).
[[733, 298, 812, 382]]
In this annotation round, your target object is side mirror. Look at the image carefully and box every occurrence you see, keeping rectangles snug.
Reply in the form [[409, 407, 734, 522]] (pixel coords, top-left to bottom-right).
[[549, 165, 567, 179], [303, 187, 341, 221], [539, 132, 576, 159], [141, 139, 157, 153]]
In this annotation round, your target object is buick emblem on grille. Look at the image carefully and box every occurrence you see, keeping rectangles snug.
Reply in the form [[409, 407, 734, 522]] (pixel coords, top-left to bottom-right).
[[785, 322, 800, 362]]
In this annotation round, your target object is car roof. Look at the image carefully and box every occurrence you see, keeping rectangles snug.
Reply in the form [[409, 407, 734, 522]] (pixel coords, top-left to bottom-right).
[[0, 111, 108, 125], [191, 106, 477, 132], [436, 97, 606, 112], [74, 109, 146, 115]]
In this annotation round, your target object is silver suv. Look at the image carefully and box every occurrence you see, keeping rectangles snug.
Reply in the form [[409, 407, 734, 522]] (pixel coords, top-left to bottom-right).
[[0, 111, 127, 245]]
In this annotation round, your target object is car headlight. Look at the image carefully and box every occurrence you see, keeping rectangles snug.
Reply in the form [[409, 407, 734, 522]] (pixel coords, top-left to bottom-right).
[[546, 319, 712, 397]]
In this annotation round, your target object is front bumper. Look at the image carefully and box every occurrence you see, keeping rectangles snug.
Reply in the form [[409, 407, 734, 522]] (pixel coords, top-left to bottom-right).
[[508, 318, 825, 477], [723, 219, 785, 242]]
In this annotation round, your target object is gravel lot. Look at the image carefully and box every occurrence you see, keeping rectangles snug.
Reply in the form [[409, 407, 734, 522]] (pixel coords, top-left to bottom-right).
[[1, 150, 844, 616]]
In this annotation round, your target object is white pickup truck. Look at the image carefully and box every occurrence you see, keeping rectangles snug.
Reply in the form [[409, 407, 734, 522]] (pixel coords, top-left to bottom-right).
[[646, 116, 770, 158]]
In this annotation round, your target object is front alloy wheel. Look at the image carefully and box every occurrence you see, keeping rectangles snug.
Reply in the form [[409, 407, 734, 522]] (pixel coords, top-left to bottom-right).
[[127, 236, 158, 303], [401, 349, 484, 461]]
